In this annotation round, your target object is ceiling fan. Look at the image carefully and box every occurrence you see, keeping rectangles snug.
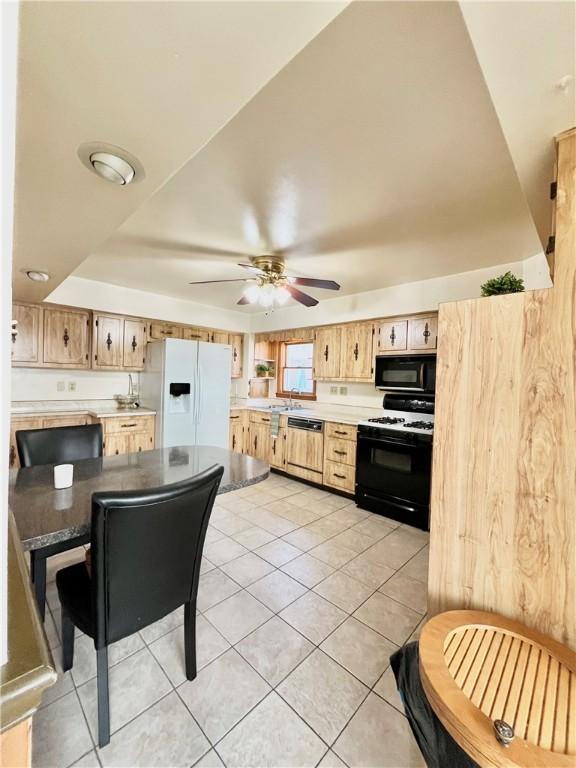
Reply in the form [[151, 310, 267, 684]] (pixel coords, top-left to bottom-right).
[[188, 255, 340, 307]]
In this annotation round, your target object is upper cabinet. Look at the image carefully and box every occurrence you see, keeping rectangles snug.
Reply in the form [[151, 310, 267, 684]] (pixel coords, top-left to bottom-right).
[[12, 302, 43, 366], [340, 323, 373, 380], [210, 330, 229, 344], [148, 322, 182, 340], [230, 334, 243, 378], [408, 315, 438, 351], [314, 326, 342, 379], [93, 313, 147, 371], [43, 307, 90, 368], [182, 326, 210, 342], [374, 313, 438, 356], [375, 319, 408, 353]]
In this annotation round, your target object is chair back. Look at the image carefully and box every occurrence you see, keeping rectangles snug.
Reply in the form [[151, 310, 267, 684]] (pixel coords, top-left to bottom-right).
[[90, 464, 223, 648], [16, 423, 103, 467]]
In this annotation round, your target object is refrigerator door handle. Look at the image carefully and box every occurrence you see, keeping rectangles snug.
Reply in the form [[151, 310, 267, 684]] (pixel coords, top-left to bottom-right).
[[197, 364, 203, 427]]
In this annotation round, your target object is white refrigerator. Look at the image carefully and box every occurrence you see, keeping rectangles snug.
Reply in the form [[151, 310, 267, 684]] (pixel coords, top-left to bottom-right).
[[140, 339, 231, 449]]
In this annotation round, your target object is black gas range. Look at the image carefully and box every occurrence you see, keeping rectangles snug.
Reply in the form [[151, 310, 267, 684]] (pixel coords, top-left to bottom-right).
[[355, 394, 434, 530]]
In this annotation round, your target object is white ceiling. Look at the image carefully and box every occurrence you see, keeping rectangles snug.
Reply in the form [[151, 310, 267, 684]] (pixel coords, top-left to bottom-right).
[[13, 2, 574, 312]]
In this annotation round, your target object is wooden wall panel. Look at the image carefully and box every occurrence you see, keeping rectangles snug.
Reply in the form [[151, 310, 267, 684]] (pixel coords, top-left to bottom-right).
[[428, 129, 576, 650]]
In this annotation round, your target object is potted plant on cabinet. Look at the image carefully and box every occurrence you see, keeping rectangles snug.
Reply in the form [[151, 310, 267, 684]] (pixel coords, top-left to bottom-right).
[[480, 271, 525, 297], [255, 363, 271, 377]]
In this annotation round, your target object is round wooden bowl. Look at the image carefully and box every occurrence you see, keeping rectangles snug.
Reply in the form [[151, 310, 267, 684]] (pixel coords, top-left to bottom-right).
[[419, 610, 575, 767]]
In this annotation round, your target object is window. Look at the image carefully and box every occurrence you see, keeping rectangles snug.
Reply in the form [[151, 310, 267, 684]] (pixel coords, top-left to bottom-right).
[[278, 342, 315, 398]]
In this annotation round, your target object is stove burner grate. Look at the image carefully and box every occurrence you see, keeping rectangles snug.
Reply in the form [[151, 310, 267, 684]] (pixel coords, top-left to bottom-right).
[[368, 416, 405, 425], [403, 420, 434, 430]]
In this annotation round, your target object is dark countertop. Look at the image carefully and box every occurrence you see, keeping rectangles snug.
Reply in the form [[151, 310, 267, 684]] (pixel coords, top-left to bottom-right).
[[9, 446, 269, 550]]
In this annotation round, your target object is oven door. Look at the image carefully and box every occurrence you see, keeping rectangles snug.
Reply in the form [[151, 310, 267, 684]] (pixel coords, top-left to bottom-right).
[[374, 355, 434, 392], [356, 432, 432, 517]]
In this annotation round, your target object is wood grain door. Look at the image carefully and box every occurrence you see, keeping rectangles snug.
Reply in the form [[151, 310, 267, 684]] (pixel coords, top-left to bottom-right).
[[313, 327, 341, 379], [250, 423, 270, 461], [43, 308, 90, 368], [9, 417, 42, 468], [376, 320, 408, 353], [131, 430, 155, 454], [340, 324, 373, 380], [11, 303, 43, 365], [286, 427, 323, 472], [149, 322, 182, 340], [229, 421, 244, 454], [409, 316, 438, 351], [182, 327, 210, 342], [123, 319, 147, 370], [270, 430, 286, 468], [93, 314, 123, 369], [102, 433, 131, 456], [210, 330, 229, 344], [230, 335, 243, 378]]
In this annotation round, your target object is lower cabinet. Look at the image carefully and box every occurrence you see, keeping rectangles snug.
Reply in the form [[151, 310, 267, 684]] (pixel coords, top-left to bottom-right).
[[270, 430, 286, 469], [285, 426, 323, 484], [100, 415, 155, 456], [229, 411, 247, 454], [249, 422, 271, 462], [323, 421, 357, 494], [9, 414, 89, 469]]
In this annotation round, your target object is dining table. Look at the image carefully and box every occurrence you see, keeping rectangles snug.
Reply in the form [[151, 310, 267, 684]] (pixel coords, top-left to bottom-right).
[[9, 445, 269, 620]]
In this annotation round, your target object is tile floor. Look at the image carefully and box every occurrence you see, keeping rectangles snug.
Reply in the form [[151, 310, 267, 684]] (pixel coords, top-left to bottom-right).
[[33, 474, 429, 768]]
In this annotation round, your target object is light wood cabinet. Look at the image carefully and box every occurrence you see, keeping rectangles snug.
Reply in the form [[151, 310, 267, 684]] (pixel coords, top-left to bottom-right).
[[210, 330, 229, 344], [123, 319, 147, 370], [9, 417, 42, 469], [148, 322, 182, 340], [323, 421, 357, 495], [43, 307, 90, 368], [323, 461, 355, 493], [409, 315, 438, 351], [314, 327, 342, 379], [270, 430, 286, 469], [324, 437, 355, 466], [101, 415, 155, 457], [230, 334, 243, 378], [375, 320, 408, 353], [229, 410, 247, 454], [340, 323, 373, 380], [12, 302, 43, 366], [249, 422, 271, 462], [249, 411, 273, 426], [93, 314, 123, 369], [41, 415, 88, 429], [182, 327, 210, 342], [286, 427, 323, 474], [325, 422, 357, 441]]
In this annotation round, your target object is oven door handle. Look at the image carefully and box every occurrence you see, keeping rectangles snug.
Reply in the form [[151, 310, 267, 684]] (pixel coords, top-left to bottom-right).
[[358, 434, 415, 448], [361, 492, 420, 515]]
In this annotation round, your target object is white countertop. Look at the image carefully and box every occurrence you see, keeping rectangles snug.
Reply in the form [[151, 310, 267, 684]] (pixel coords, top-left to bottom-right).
[[230, 399, 383, 425], [11, 400, 156, 418]]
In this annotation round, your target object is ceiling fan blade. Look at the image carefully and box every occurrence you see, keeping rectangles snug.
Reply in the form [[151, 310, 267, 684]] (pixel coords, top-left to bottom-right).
[[286, 285, 318, 307], [188, 278, 256, 285], [238, 263, 266, 275], [237, 295, 252, 305], [287, 277, 340, 290]]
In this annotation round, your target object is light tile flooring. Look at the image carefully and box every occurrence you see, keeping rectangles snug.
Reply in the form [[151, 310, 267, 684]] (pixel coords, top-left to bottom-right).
[[34, 474, 429, 768]]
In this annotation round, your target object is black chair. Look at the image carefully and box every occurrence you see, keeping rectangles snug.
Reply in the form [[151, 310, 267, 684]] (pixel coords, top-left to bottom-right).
[[16, 423, 103, 467], [56, 464, 224, 747], [16, 423, 103, 620]]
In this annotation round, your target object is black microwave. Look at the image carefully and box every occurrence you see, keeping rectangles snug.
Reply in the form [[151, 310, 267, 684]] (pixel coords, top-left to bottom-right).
[[374, 355, 436, 393]]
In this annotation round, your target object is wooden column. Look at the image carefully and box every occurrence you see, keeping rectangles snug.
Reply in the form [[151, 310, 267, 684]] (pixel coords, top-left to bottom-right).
[[428, 128, 576, 649]]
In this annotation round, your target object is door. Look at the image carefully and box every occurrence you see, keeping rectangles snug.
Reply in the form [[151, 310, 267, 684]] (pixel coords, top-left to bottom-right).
[[123, 319, 147, 370], [229, 421, 244, 454], [270, 430, 286, 468], [210, 331, 229, 344], [340, 324, 373, 380], [250, 423, 271, 462], [103, 434, 131, 456], [43, 308, 90, 368], [196, 342, 231, 448], [131, 430, 155, 454], [376, 320, 408, 353], [230, 335, 243, 378], [149, 322, 182, 340], [286, 427, 323, 472], [93, 314, 123, 369], [313, 327, 341, 379], [182, 327, 210, 342], [12, 303, 43, 365], [409, 316, 438, 351]]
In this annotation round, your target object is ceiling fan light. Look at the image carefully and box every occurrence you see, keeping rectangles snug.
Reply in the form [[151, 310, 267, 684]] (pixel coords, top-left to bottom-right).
[[275, 286, 290, 304], [259, 284, 275, 307], [244, 285, 260, 303]]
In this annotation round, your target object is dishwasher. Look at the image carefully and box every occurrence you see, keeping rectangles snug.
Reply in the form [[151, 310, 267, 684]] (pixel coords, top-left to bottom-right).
[[286, 417, 324, 475]]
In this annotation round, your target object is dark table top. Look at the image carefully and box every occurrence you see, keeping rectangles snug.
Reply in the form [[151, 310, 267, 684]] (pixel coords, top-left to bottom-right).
[[9, 446, 269, 551]]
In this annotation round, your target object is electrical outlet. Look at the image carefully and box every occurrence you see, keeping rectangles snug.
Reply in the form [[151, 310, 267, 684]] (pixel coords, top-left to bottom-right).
[[339, 386, 348, 395], [56, 381, 65, 392], [68, 381, 77, 392], [330, 386, 338, 395]]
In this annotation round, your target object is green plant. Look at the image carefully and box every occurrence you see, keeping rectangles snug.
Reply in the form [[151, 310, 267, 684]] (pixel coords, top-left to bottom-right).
[[256, 363, 270, 376], [480, 271, 525, 297]]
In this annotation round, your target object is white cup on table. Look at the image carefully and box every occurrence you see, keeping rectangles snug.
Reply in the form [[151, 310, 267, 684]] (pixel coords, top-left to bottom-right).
[[54, 463, 74, 489]]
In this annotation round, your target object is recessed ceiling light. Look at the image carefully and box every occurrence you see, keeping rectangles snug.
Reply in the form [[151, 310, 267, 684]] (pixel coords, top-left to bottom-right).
[[89, 152, 135, 185], [26, 270, 50, 282]]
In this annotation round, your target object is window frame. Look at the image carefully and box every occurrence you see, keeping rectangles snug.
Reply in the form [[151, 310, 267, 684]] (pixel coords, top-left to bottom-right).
[[276, 340, 316, 401]]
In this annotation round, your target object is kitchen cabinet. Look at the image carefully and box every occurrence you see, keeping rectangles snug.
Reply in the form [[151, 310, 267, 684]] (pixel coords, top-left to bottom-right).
[[229, 410, 247, 454], [249, 422, 271, 462], [43, 307, 90, 369], [286, 426, 323, 476], [123, 319, 147, 370], [409, 315, 438, 350], [313, 327, 342, 380], [323, 421, 357, 495], [210, 330, 229, 344], [182, 327, 210, 342], [323, 461, 355, 493], [230, 334, 243, 378], [324, 437, 355, 465], [11, 302, 43, 366], [100, 415, 155, 457], [270, 430, 286, 469], [340, 323, 373, 380], [41, 415, 88, 429], [325, 422, 357, 441], [374, 320, 408, 353], [93, 314, 147, 371], [148, 322, 182, 340], [9, 417, 42, 469]]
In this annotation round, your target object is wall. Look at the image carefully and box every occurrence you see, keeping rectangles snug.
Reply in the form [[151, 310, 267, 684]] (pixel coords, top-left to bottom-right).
[[11, 368, 137, 402]]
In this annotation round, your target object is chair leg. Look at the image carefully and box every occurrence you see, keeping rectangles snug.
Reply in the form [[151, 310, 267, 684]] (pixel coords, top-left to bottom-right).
[[96, 647, 110, 748], [184, 601, 197, 681], [61, 610, 75, 672], [30, 550, 47, 621]]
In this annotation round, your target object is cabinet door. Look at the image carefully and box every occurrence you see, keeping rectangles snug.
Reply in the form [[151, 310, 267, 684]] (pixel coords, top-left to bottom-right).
[[103, 433, 131, 456], [149, 322, 182, 340], [340, 324, 373, 380], [9, 417, 42, 469], [41, 415, 88, 429], [182, 327, 210, 342], [229, 421, 244, 454], [409, 316, 438, 351], [376, 320, 408, 353], [12, 303, 43, 365], [93, 314, 123, 369], [131, 430, 155, 454], [286, 428, 323, 472], [230, 335, 243, 378], [270, 430, 286, 468], [43, 308, 90, 368], [250, 423, 270, 461], [210, 330, 229, 344], [313, 327, 341, 379], [123, 319, 147, 370]]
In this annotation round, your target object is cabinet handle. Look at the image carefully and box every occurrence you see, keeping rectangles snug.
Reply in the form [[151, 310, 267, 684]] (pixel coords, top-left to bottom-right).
[[230, 415, 239, 420], [390, 326, 396, 346], [232, 434, 236, 450], [9, 445, 15, 467], [334, 473, 346, 479], [333, 450, 347, 456], [120, 423, 137, 428], [138, 447, 142, 452], [106, 332, 112, 350], [423, 322, 431, 344], [63, 328, 69, 347], [334, 430, 348, 436], [115, 449, 119, 455], [324, 344, 329, 361], [254, 435, 258, 451], [353, 342, 359, 361], [162, 330, 173, 335], [272, 440, 276, 455], [233, 348, 238, 362], [131, 335, 137, 351], [261, 418, 270, 423]]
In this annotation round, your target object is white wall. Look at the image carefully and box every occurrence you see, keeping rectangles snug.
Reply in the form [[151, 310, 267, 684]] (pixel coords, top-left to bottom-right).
[[11, 368, 137, 402]]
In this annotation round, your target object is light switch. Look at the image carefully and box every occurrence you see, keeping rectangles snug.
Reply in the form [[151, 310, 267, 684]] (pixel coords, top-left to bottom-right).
[[68, 382, 77, 392], [56, 381, 65, 392], [330, 386, 338, 395], [339, 386, 348, 395]]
